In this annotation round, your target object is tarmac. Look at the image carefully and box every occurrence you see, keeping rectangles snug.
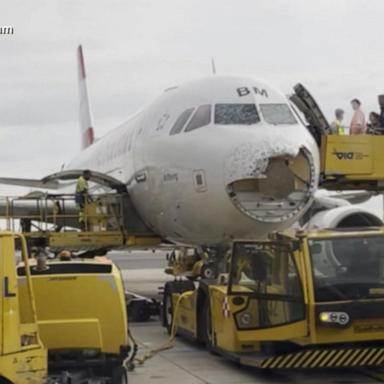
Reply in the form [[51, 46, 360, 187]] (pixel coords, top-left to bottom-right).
[[130, 321, 275, 384], [128, 321, 380, 384]]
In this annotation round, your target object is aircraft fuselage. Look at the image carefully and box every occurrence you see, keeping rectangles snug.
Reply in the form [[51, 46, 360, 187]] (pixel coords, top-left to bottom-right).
[[68, 75, 320, 246]]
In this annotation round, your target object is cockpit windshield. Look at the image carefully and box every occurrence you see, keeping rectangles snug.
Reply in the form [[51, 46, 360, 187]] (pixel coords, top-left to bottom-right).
[[184, 105, 211, 132], [170, 107, 194, 135], [214, 104, 260, 125], [260, 104, 297, 125], [309, 236, 384, 302]]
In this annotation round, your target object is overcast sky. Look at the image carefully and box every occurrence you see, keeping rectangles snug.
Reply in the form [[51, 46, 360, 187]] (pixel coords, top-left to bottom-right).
[[1, 0, 383, 213]]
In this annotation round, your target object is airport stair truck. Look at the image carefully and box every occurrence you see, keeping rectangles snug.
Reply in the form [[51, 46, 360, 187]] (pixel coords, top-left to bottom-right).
[[291, 83, 384, 192], [162, 85, 384, 370], [0, 232, 47, 384]]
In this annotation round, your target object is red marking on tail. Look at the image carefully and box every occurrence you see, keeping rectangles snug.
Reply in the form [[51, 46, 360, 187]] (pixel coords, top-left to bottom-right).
[[83, 127, 94, 148]]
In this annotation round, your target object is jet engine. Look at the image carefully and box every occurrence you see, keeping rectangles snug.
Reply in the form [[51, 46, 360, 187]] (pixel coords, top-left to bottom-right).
[[307, 206, 383, 279], [306, 205, 382, 229]]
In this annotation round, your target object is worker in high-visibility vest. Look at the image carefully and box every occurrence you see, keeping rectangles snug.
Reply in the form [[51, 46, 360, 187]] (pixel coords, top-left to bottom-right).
[[330, 108, 346, 135], [75, 170, 91, 230]]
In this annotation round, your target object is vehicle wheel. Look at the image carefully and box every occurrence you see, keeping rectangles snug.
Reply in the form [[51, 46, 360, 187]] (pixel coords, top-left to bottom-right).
[[162, 281, 195, 334], [202, 297, 214, 347], [129, 302, 150, 322], [163, 284, 174, 334], [111, 366, 128, 384]]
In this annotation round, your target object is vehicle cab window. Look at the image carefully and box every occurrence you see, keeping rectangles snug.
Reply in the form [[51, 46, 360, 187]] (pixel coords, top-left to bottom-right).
[[214, 104, 260, 125], [184, 105, 211, 132], [309, 236, 384, 302], [229, 241, 305, 328], [260, 104, 297, 125], [169, 108, 194, 135]]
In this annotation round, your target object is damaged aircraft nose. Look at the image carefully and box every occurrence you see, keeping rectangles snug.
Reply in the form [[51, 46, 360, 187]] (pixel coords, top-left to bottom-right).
[[225, 142, 317, 223]]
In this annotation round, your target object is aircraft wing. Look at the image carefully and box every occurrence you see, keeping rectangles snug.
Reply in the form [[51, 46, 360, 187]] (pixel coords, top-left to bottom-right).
[[0, 170, 127, 192], [312, 190, 378, 211], [42, 170, 127, 192], [0, 177, 60, 189], [326, 191, 378, 205]]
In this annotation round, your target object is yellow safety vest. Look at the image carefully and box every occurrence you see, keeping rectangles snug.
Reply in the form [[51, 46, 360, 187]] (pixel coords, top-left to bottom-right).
[[76, 176, 88, 194], [335, 120, 345, 135], [331, 119, 345, 135]]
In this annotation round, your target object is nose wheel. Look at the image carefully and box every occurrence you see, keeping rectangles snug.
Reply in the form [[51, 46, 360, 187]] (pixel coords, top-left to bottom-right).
[[201, 263, 216, 279]]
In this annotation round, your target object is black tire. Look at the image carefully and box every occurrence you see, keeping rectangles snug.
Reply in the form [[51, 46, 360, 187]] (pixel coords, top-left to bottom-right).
[[201, 297, 214, 348], [162, 281, 195, 334], [129, 301, 151, 322], [111, 366, 128, 384], [163, 285, 174, 334]]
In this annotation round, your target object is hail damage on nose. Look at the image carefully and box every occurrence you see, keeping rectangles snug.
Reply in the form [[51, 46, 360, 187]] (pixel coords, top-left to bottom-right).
[[225, 142, 316, 223]]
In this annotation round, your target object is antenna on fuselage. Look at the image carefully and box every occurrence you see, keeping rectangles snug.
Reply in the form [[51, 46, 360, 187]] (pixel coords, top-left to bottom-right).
[[211, 57, 216, 75]]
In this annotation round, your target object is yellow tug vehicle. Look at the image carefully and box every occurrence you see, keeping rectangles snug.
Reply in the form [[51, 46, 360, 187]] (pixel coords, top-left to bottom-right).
[[17, 254, 129, 383], [163, 227, 384, 369]]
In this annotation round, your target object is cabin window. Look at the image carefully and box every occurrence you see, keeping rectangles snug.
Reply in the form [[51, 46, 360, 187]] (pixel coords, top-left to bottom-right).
[[184, 105, 211, 132], [214, 104, 260, 125], [260, 104, 297, 125], [170, 108, 194, 135]]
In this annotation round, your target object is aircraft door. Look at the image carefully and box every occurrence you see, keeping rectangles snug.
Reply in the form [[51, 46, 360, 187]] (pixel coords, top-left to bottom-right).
[[290, 83, 330, 147]]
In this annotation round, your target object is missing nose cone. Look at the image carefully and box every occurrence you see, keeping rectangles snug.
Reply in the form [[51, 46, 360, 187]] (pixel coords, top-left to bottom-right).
[[226, 147, 316, 223]]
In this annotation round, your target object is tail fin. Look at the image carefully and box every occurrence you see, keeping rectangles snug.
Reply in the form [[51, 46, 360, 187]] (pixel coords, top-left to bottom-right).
[[77, 45, 95, 150]]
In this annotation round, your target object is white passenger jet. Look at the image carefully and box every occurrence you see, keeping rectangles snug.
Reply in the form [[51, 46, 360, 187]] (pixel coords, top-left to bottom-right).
[[0, 46, 380, 251]]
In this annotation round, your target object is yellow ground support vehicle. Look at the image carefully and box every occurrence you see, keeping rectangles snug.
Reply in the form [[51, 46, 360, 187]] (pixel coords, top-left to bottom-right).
[[0, 233, 47, 384], [163, 227, 384, 369], [321, 134, 384, 191], [17, 256, 130, 383], [0, 192, 161, 253], [291, 83, 384, 191]]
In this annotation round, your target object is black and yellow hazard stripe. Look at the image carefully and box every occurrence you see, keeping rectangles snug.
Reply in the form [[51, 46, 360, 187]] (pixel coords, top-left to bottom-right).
[[260, 346, 384, 369]]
